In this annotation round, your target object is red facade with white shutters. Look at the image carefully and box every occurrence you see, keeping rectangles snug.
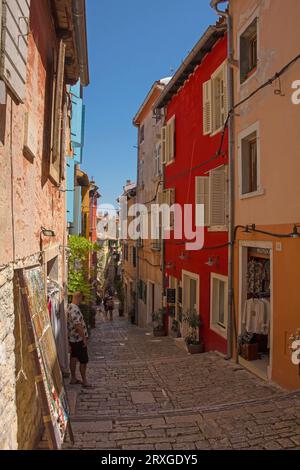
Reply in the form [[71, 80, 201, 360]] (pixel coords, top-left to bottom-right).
[[157, 26, 229, 354]]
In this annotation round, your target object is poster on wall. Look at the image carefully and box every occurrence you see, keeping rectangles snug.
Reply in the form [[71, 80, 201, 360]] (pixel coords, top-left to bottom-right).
[[20, 266, 70, 449]]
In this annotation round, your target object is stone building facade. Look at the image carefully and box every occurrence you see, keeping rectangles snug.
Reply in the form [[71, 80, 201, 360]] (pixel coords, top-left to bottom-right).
[[0, 0, 89, 449]]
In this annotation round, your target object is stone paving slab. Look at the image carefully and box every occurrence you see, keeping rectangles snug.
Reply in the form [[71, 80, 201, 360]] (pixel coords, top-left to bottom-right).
[[64, 314, 300, 450]]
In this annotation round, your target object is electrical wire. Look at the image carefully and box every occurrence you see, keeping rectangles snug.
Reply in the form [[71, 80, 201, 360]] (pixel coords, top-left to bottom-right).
[[215, 52, 300, 158], [137, 253, 161, 268], [166, 51, 300, 184], [140, 180, 163, 205], [167, 222, 299, 254]]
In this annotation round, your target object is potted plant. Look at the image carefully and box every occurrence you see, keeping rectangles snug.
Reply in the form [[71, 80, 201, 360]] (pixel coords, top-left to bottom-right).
[[183, 310, 204, 354], [170, 319, 181, 338], [152, 309, 166, 337]]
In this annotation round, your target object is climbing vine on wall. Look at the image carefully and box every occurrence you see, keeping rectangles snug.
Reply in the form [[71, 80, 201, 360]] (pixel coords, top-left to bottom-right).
[[68, 235, 99, 302]]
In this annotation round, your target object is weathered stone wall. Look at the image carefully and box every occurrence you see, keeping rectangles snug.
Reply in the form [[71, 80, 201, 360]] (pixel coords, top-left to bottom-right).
[[0, 267, 17, 450], [0, 0, 68, 449], [0, 253, 45, 450]]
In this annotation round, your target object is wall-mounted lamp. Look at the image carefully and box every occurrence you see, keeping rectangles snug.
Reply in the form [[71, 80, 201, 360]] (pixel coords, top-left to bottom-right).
[[179, 251, 189, 261], [289, 226, 300, 239], [242, 225, 251, 234], [205, 256, 219, 267], [41, 227, 56, 238], [165, 262, 175, 270]]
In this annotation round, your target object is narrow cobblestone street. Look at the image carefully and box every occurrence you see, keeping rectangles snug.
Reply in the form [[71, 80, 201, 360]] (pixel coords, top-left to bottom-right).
[[64, 313, 300, 451]]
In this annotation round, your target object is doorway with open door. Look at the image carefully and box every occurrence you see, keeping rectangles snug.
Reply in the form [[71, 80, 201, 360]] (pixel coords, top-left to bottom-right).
[[147, 282, 155, 326], [238, 241, 272, 380]]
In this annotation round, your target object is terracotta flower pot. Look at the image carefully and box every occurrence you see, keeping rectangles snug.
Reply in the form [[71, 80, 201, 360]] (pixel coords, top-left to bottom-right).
[[187, 343, 204, 354], [153, 329, 166, 337]]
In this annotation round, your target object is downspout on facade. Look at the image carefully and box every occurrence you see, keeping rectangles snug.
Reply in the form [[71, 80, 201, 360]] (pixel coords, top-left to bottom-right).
[[72, 0, 90, 86], [210, 0, 235, 361]]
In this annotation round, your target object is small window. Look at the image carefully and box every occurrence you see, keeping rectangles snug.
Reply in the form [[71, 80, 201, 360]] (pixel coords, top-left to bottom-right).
[[240, 19, 258, 84], [162, 188, 176, 230], [241, 132, 258, 195], [195, 166, 227, 230], [154, 142, 161, 176], [211, 62, 228, 134], [123, 243, 129, 262], [138, 280, 147, 304], [162, 116, 176, 164], [132, 247, 137, 268], [211, 274, 228, 336]]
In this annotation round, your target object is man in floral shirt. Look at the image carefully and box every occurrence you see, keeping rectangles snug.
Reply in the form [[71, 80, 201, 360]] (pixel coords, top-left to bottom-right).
[[67, 292, 91, 388]]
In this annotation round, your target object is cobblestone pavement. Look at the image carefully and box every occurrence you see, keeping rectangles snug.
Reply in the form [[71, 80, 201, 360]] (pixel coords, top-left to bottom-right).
[[64, 313, 300, 450]]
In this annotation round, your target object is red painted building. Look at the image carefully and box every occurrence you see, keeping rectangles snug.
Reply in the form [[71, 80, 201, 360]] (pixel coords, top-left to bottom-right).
[[89, 182, 100, 244], [155, 23, 229, 354], [89, 182, 100, 284]]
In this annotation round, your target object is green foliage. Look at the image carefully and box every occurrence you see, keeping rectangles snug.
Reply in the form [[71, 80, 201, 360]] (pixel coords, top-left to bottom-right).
[[68, 270, 92, 301], [183, 310, 203, 345], [152, 308, 166, 331], [69, 235, 98, 263], [68, 235, 99, 302], [171, 319, 179, 332]]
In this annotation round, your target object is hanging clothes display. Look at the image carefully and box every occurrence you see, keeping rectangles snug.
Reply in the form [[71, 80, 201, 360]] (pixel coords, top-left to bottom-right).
[[247, 258, 270, 296], [47, 279, 69, 375], [242, 298, 270, 335], [240, 253, 271, 362]]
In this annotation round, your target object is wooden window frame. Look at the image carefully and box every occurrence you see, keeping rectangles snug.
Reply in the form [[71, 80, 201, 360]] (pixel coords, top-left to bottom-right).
[[239, 17, 258, 85], [211, 61, 228, 136], [210, 273, 228, 338]]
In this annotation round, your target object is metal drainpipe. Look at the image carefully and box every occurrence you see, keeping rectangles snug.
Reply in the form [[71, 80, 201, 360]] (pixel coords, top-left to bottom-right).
[[210, 1, 235, 360], [72, 0, 90, 86], [161, 146, 166, 320]]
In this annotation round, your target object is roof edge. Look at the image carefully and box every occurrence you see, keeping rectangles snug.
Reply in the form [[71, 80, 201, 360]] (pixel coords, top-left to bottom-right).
[[155, 24, 226, 109], [133, 80, 168, 126]]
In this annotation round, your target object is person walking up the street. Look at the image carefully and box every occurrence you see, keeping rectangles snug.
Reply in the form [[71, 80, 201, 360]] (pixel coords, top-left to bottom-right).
[[103, 293, 109, 320], [67, 292, 92, 388], [107, 296, 114, 322]]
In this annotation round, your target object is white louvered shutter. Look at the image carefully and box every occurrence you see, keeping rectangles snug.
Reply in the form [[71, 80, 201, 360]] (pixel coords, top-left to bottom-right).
[[169, 116, 175, 161], [161, 126, 167, 164], [210, 167, 226, 227], [221, 62, 228, 127], [196, 176, 210, 226], [203, 80, 212, 135], [169, 188, 175, 228], [52, 40, 66, 164], [1, 0, 31, 102]]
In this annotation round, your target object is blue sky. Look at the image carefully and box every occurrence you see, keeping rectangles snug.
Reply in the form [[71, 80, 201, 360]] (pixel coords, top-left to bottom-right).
[[83, 0, 216, 212]]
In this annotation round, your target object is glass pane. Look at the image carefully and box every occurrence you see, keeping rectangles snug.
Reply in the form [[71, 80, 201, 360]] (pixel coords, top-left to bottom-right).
[[218, 281, 225, 326], [190, 279, 197, 313]]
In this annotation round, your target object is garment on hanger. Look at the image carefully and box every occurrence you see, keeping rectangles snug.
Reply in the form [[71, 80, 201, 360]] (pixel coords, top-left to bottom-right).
[[47, 279, 69, 374], [242, 298, 264, 334], [247, 258, 270, 296], [242, 298, 270, 336]]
